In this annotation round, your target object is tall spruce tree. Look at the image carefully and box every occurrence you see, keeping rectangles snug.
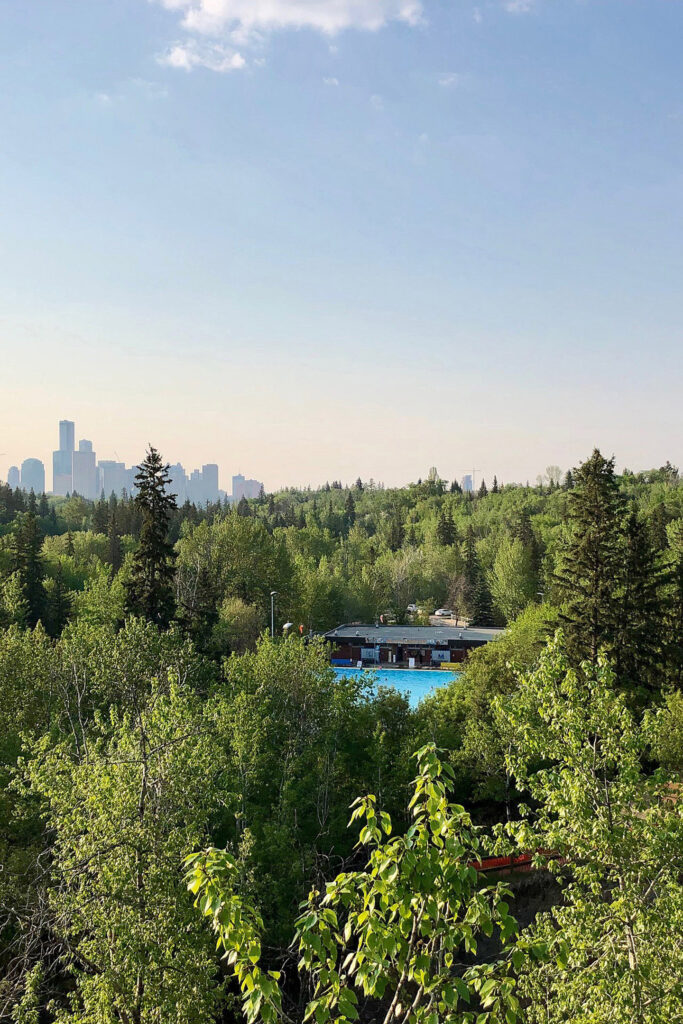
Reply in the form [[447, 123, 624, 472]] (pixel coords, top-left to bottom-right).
[[344, 490, 356, 531], [93, 494, 109, 533], [45, 565, 72, 637], [107, 510, 123, 573], [435, 508, 456, 546], [12, 501, 45, 627], [554, 449, 624, 665], [614, 509, 666, 694], [124, 446, 177, 627]]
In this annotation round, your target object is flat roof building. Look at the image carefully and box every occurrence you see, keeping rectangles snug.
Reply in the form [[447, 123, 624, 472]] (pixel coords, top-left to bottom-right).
[[324, 623, 503, 667]]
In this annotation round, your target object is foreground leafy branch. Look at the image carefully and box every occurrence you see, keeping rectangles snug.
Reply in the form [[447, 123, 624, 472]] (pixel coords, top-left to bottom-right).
[[187, 745, 524, 1024]]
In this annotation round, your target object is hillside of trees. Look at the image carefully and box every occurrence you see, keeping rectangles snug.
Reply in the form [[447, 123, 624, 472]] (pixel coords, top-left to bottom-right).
[[0, 449, 682, 1023]]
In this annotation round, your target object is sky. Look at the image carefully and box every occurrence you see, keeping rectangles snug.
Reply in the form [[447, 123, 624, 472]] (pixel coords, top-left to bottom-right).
[[0, 0, 681, 492]]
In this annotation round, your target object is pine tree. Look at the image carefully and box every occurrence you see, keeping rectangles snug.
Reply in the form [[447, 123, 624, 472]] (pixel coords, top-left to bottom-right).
[[93, 495, 109, 533], [477, 478, 488, 499], [13, 504, 46, 627], [344, 490, 356, 530], [38, 492, 49, 517], [563, 469, 574, 490], [387, 507, 405, 552], [436, 508, 456, 546], [236, 496, 250, 517], [449, 479, 462, 495], [648, 503, 669, 550], [491, 475, 499, 494], [124, 446, 177, 628], [554, 450, 624, 665], [66, 531, 75, 557], [470, 571, 495, 626], [107, 510, 123, 573], [46, 565, 72, 637], [614, 509, 666, 694]]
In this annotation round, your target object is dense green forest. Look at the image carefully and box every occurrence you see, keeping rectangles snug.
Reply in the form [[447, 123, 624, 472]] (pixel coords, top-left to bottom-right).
[[1, 449, 682, 1023]]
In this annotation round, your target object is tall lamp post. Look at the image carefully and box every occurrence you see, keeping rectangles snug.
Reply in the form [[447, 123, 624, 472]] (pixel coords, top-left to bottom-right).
[[270, 590, 277, 638]]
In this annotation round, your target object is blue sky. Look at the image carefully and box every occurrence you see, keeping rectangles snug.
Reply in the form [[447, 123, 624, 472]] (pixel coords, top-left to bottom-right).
[[1, 0, 681, 490]]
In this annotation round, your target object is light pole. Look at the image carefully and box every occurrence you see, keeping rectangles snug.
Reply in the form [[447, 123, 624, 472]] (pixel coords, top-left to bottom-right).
[[270, 590, 277, 638]]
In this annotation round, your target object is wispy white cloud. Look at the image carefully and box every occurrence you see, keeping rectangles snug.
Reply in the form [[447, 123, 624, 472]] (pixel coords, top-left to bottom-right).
[[158, 40, 246, 72], [323, 76, 339, 86], [473, 7, 483, 24], [153, 0, 422, 71], [156, 0, 422, 37], [438, 72, 459, 87], [503, 0, 535, 12], [370, 93, 384, 112]]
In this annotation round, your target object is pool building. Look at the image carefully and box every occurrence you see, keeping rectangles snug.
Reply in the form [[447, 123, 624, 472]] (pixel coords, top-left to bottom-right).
[[324, 623, 504, 668]]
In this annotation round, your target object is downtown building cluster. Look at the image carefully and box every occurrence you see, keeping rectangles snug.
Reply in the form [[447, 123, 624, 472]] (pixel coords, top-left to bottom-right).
[[5, 419, 263, 505]]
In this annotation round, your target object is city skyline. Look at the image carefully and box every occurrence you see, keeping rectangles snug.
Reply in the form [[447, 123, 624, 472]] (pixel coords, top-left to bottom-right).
[[3, 418, 263, 502]]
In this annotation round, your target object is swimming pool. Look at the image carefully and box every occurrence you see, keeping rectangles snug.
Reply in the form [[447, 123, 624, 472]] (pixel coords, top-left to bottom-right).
[[332, 666, 459, 707]]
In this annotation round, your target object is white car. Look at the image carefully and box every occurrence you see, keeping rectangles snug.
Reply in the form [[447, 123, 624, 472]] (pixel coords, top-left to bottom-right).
[[434, 608, 454, 617], [407, 604, 419, 613]]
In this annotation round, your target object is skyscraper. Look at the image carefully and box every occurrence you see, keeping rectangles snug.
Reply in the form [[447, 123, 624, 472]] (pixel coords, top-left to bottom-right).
[[460, 474, 473, 493], [97, 460, 127, 499], [72, 439, 97, 500], [202, 464, 219, 504], [21, 458, 46, 495], [53, 418, 75, 495], [59, 419, 75, 453], [232, 473, 263, 501], [7, 466, 20, 489]]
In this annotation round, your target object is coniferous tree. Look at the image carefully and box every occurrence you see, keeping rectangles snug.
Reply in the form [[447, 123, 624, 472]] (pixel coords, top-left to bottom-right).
[[236, 496, 250, 518], [66, 531, 75, 557], [13, 503, 45, 627], [470, 571, 495, 626], [563, 469, 574, 490], [124, 446, 177, 628], [387, 507, 405, 552], [477, 478, 488, 499], [436, 508, 456, 546], [107, 510, 123, 573], [38, 492, 49, 518], [513, 509, 542, 589], [93, 495, 109, 533], [553, 449, 624, 665], [449, 479, 462, 495], [648, 503, 669, 550], [491, 475, 499, 494], [613, 509, 666, 694], [45, 565, 72, 637], [344, 491, 356, 531]]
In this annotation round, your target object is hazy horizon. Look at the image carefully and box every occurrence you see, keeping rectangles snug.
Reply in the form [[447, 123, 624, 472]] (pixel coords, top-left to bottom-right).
[[2, 0, 681, 490]]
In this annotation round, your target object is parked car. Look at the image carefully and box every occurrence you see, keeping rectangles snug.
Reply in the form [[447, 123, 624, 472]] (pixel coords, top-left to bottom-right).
[[433, 608, 454, 617], [407, 603, 419, 613]]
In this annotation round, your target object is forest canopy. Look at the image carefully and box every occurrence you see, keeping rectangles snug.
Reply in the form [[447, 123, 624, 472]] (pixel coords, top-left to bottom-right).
[[1, 449, 682, 1023]]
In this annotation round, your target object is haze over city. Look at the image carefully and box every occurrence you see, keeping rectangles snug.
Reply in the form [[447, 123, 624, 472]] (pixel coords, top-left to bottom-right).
[[1, 0, 682, 487]]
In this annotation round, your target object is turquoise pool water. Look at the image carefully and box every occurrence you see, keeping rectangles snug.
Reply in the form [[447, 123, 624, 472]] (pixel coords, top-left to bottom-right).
[[332, 666, 459, 707]]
